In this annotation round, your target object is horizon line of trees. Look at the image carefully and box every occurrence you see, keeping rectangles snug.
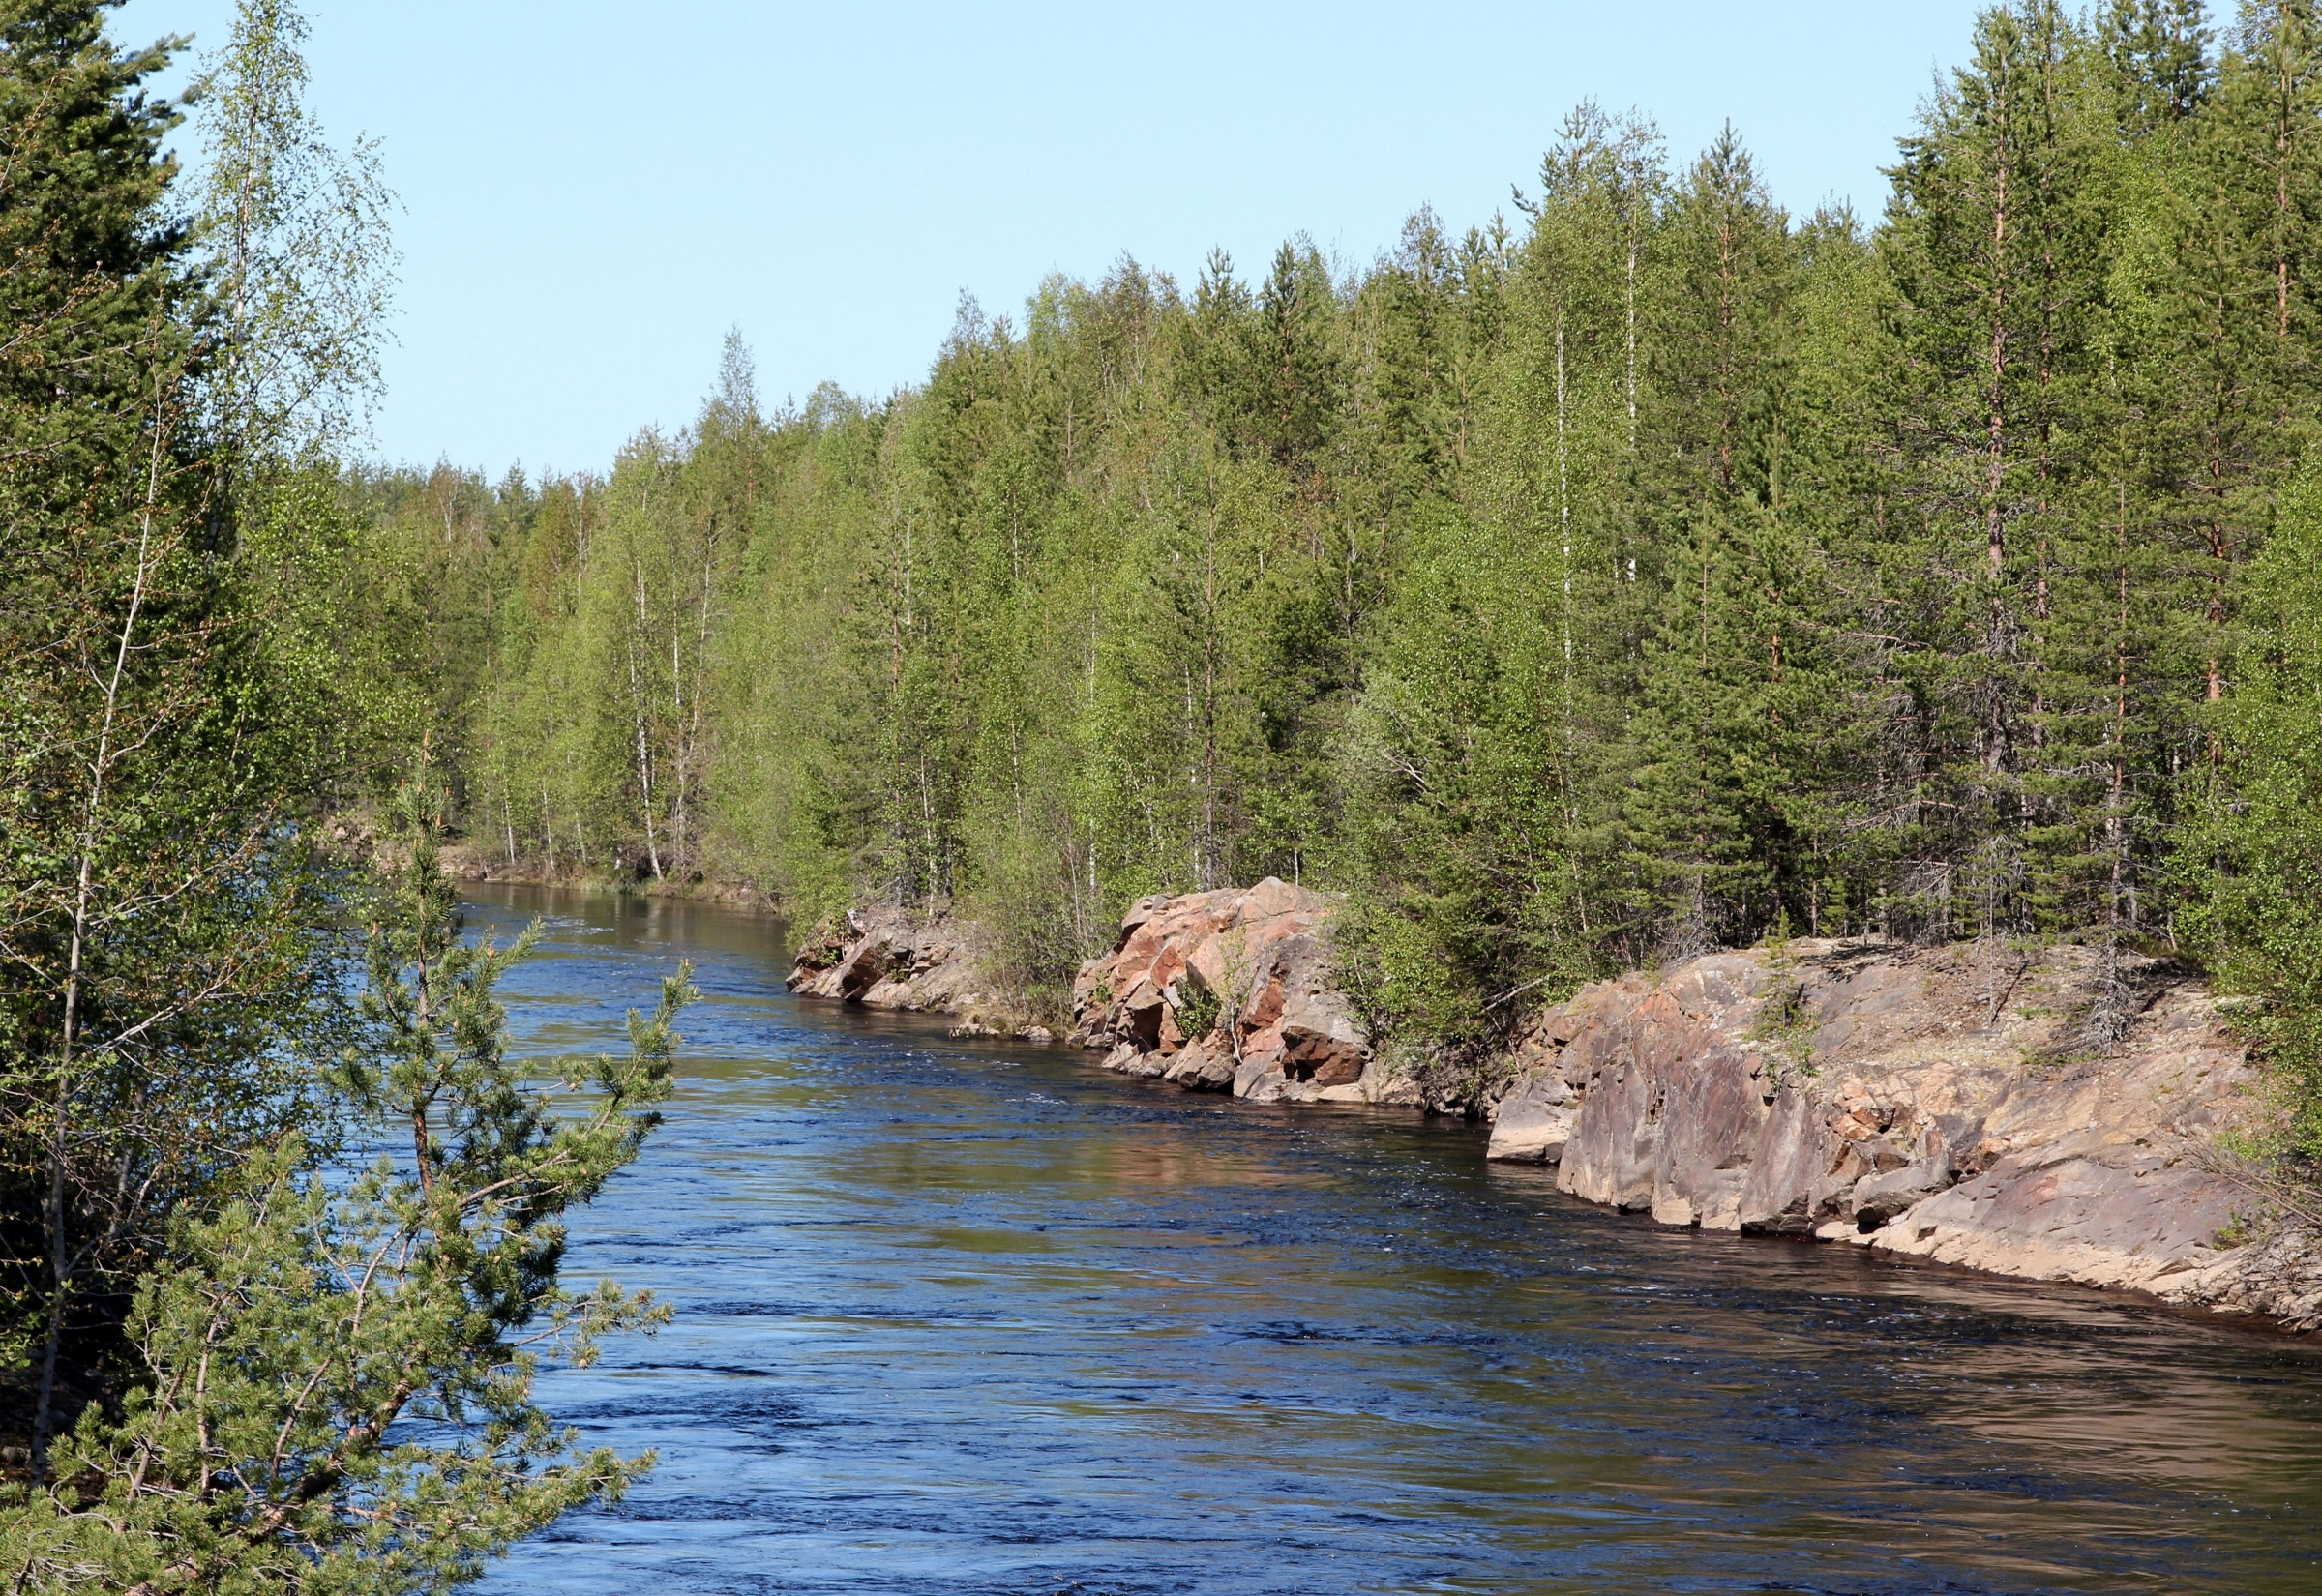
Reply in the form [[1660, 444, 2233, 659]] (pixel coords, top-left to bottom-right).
[[373, 1, 2322, 1078]]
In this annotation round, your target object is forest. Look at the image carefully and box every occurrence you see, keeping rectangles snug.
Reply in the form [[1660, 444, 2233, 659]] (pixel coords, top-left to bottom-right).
[[354, 3, 2322, 1082], [6, 0, 2322, 1588]]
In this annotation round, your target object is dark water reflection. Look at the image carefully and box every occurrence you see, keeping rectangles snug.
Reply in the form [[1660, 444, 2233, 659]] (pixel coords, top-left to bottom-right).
[[462, 885, 2322, 1595]]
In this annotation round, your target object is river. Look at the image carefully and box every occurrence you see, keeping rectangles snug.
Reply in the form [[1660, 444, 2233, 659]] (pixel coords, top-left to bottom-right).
[[461, 884, 2322, 1595]]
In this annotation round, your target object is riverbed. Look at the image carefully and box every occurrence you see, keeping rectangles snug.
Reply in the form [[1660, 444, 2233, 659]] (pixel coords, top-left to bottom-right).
[[464, 885, 2322, 1594]]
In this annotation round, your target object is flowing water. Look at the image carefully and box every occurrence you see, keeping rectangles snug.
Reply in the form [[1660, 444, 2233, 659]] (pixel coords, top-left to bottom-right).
[[462, 885, 2322, 1595]]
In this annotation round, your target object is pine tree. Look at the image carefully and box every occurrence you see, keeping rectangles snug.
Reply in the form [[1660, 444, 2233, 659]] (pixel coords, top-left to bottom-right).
[[1, 770, 691, 1592]]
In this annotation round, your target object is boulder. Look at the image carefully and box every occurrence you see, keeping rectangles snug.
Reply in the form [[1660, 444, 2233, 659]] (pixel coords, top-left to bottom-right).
[[1485, 1070, 1578, 1163], [1070, 879, 1383, 1104], [1852, 1159, 1953, 1227], [832, 936, 890, 1000], [787, 904, 1012, 1020]]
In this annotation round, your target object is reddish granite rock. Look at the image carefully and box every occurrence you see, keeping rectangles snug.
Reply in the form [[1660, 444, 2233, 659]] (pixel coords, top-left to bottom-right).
[[1485, 938, 2322, 1331], [787, 904, 1018, 1028], [1070, 879, 1393, 1105], [796, 894, 2322, 1331]]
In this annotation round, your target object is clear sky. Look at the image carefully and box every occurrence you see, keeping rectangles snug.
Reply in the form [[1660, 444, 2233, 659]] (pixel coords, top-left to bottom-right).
[[116, 1, 1989, 479]]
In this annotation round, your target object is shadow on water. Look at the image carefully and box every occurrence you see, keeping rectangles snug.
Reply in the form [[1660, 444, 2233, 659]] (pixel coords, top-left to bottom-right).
[[461, 883, 2322, 1595]]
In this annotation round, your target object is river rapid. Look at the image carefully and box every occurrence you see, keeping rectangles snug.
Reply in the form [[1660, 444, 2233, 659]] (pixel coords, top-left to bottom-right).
[[463, 885, 2322, 1595]]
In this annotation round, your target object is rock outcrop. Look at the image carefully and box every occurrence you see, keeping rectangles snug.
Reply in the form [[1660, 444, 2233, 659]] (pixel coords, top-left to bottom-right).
[[1487, 938, 2322, 1329], [789, 883, 2321, 1331], [787, 905, 1047, 1039], [1068, 878, 1401, 1105]]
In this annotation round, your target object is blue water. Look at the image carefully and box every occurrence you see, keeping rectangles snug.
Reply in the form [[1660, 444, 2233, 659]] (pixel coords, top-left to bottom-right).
[[464, 885, 2322, 1595]]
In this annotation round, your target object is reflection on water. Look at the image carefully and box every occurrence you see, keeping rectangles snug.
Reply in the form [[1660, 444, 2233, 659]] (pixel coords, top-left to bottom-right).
[[463, 884, 2322, 1595]]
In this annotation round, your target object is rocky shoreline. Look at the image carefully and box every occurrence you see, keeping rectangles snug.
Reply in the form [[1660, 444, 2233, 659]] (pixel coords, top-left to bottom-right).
[[789, 881, 2322, 1333], [786, 904, 1054, 1040], [1487, 939, 2322, 1329], [1067, 879, 1382, 1101]]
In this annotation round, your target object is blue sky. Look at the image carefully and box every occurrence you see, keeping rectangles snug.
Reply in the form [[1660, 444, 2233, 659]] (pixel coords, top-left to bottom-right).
[[117, 1, 1989, 478]]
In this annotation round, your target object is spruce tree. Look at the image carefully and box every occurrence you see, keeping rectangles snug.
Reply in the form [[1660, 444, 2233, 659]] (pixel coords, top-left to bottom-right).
[[2187, 465, 2322, 1156], [1876, 2, 2113, 940], [2099, 0, 2216, 130], [1622, 128, 1808, 952]]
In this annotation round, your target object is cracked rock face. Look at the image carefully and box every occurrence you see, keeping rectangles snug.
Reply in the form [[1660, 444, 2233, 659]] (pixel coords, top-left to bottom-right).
[[1069, 879, 1400, 1107], [1485, 939, 2322, 1330]]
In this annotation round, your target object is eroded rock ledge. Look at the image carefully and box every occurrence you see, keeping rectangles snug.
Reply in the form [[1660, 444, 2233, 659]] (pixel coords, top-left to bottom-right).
[[1489, 938, 2322, 1329]]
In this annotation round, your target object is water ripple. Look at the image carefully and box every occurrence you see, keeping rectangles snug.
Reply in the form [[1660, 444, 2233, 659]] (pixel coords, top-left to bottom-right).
[[463, 885, 2322, 1596]]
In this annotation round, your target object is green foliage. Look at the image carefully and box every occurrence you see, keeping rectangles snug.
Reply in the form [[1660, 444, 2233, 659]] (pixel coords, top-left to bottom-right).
[[335, 7, 2322, 1102], [0, 770, 691, 1593], [16, 0, 2322, 1578], [0, 11, 679, 1589], [2188, 466, 2322, 1158], [0, 0, 365, 1471], [194, 0, 397, 465], [1176, 979, 1223, 1042], [1748, 919, 1820, 1089]]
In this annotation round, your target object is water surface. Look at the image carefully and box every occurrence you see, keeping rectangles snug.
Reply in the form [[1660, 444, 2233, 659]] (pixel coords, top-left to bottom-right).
[[465, 885, 2322, 1595]]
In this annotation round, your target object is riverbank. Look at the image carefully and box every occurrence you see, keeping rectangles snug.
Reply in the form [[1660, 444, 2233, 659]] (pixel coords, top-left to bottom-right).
[[789, 882, 2322, 1333], [1486, 937, 2322, 1331], [786, 903, 1054, 1039], [323, 813, 781, 908], [477, 883, 2322, 1594]]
